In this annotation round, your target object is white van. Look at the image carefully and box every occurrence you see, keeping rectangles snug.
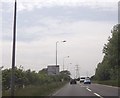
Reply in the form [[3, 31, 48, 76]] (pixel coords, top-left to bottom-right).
[[80, 77, 85, 83]]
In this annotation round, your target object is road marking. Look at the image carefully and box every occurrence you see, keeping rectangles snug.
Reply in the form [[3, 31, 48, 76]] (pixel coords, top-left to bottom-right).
[[79, 84, 89, 88], [81, 86, 87, 87], [86, 88, 92, 92], [94, 93, 103, 98]]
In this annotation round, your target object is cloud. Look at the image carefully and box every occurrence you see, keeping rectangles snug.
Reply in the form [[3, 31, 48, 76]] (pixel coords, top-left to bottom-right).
[[2, 20, 115, 76], [3, 11, 116, 42], [16, 19, 116, 42], [1, 0, 118, 76], [2, 1, 117, 42], [1, 0, 118, 12], [1, 0, 118, 41]]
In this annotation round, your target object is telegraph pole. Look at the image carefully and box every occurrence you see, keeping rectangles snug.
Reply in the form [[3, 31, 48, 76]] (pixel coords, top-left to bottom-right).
[[11, 0, 17, 96], [75, 65, 80, 79]]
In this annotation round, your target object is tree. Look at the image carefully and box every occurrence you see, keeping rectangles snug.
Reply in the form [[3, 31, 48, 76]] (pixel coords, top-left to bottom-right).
[[95, 24, 120, 80]]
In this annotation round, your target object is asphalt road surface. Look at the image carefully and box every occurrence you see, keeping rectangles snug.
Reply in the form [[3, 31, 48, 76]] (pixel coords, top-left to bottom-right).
[[52, 82, 119, 98]]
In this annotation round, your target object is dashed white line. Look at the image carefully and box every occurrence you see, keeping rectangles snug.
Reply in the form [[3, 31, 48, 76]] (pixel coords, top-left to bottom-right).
[[94, 93, 103, 98], [80, 84, 104, 98], [86, 88, 92, 92], [79, 84, 89, 88]]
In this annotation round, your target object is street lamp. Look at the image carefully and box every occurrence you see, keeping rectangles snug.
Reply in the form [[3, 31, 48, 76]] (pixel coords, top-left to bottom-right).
[[11, 0, 17, 96], [63, 56, 69, 71], [56, 40, 66, 67]]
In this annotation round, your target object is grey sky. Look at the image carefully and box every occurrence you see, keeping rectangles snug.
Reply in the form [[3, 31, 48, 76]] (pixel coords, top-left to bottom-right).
[[1, 0, 119, 78]]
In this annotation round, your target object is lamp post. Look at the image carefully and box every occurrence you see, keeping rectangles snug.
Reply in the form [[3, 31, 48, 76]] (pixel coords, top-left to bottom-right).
[[56, 40, 66, 67], [11, 0, 17, 96], [63, 56, 69, 71]]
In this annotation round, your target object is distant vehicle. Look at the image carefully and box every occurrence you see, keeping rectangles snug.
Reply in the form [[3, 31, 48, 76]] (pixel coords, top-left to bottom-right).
[[84, 78, 91, 84], [76, 77, 80, 81], [80, 77, 85, 83], [70, 79, 77, 84]]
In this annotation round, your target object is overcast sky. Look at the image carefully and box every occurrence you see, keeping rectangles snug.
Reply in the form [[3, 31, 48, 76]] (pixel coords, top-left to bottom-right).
[[1, 0, 119, 78]]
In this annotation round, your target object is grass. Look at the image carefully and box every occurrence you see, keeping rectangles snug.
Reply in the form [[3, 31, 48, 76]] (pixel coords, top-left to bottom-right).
[[92, 80, 120, 87], [2, 81, 68, 96]]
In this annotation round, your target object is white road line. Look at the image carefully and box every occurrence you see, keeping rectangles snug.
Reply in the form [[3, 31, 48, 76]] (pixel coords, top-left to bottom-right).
[[81, 86, 87, 87], [94, 93, 103, 98], [79, 84, 89, 88], [86, 88, 92, 92]]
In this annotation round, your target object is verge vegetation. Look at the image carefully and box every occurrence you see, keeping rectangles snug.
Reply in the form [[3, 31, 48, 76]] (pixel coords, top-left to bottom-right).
[[2, 67, 70, 96], [91, 24, 120, 87]]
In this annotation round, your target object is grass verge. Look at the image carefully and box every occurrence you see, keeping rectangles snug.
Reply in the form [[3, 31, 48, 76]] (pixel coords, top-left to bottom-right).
[[92, 80, 120, 87], [2, 81, 68, 96]]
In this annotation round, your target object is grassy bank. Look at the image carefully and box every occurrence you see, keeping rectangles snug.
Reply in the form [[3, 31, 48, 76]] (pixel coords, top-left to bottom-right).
[[92, 80, 120, 87], [2, 81, 68, 96]]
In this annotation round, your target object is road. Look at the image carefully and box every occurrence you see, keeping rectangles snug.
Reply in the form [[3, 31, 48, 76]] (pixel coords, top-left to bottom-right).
[[51, 82, 119, 98]]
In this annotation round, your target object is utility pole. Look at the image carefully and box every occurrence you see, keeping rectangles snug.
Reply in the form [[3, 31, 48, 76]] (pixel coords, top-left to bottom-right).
[[75, 64, 80, 79], [11, 0, 17, 96], [55, 40, 66, 67]]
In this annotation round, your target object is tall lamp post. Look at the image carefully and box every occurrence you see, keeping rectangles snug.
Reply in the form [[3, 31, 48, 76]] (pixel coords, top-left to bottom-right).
[[63, 56, 69, 71], [56, 40, 66, 67], [11, 0, 17, 96]]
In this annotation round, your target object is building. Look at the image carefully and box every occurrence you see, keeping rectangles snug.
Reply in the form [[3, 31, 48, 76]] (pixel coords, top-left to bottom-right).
[[47, 65, 59, 75]]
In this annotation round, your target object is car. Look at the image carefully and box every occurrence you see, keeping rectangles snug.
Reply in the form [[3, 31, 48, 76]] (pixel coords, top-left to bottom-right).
[[84, 78, 91, 84], [70, 79, 77, 84]]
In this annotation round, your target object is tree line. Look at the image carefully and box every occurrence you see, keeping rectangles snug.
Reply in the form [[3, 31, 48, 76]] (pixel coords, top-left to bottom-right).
[[93, 24, 120, 81], [2, 66, 70, 90]]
